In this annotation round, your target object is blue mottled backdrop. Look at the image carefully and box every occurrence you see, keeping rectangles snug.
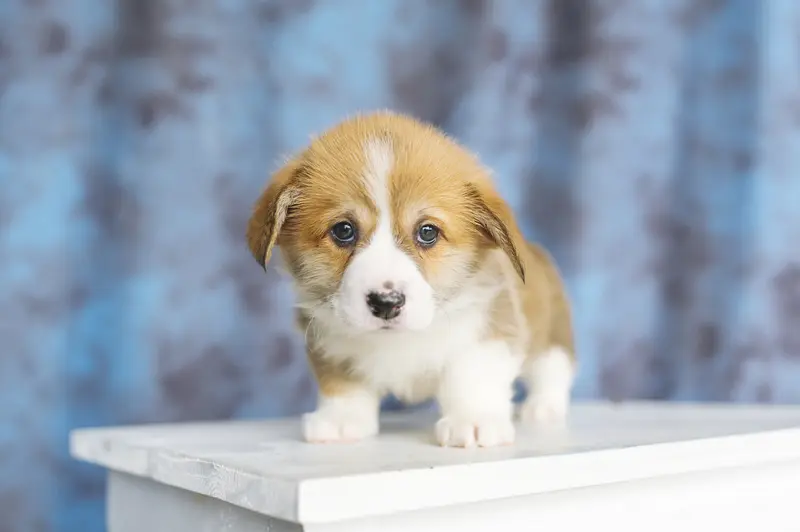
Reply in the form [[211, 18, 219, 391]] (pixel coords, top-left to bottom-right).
[[2, 0, 800, 530]]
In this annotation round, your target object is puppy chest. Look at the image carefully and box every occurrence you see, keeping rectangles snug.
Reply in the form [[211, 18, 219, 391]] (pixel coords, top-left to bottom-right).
[[383, 370, 440, 404], [351, 339, 453, 402]]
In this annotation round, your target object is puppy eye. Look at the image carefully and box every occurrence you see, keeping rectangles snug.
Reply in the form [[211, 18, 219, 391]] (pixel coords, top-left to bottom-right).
[[330, 221, 357, 246], [416, 224, 440, 247]]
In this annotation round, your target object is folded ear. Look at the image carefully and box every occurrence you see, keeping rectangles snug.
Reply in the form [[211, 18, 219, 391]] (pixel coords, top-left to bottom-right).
[[246, 160, 301, 270], [466, 183, 526, 282]]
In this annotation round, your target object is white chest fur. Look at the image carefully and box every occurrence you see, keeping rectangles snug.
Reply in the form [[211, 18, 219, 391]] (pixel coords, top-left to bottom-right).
[[321, 302, 493, 403]]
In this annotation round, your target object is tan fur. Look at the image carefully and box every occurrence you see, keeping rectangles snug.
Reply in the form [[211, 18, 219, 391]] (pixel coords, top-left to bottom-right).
[[486, 243, 575, 360], [246, 110, 574, 398], [296, 315, 360, 396]]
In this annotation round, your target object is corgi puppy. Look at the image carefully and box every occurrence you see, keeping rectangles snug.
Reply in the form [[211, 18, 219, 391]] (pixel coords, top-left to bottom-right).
[[246, 111, 576, 448]]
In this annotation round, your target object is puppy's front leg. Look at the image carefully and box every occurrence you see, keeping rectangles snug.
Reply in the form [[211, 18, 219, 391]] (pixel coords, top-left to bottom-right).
[[303, 387, 379, 443], [436, 341, 520, 448]]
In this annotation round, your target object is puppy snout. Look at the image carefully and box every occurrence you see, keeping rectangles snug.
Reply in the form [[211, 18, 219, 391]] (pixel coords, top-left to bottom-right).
[[366, 290, 406, 320]]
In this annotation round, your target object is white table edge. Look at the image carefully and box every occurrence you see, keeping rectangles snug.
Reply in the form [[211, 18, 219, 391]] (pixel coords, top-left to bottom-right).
[[70, 423, 800, 525]]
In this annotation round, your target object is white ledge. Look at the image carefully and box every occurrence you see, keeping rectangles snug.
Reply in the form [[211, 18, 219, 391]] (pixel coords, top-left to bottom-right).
[[70, 401, 800, 525]]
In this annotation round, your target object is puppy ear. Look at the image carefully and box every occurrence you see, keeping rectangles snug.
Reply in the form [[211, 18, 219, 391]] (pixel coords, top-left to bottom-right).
[[466, 183, 526, 282], [246, 159, 301, 270]]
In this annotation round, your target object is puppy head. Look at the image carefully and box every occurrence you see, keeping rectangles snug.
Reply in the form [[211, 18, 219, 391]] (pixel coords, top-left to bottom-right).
[[246, 111, 524, 334]]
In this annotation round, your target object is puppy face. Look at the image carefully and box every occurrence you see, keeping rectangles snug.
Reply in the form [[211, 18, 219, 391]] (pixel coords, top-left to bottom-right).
[[247, 112, 524, 334]]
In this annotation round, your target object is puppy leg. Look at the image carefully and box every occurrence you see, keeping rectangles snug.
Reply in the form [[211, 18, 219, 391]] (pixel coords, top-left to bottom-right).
[[519, 346, 575, 425], [436, 341, 520, 448], [303, 387, 380, 443]]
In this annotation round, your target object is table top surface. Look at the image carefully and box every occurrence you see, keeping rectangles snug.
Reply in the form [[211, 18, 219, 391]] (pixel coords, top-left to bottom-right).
[[71, 401, 800, 524]]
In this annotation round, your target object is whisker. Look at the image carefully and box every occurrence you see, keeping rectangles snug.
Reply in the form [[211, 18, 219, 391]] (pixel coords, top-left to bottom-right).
[[303, 313, 317, 348]]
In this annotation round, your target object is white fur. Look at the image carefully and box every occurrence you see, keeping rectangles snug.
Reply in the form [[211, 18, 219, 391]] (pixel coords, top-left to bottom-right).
[[332, 139, 435, 332], [519, 346, 575, 424], [323, 289, 494, 403], [302, 389, 379, 442]]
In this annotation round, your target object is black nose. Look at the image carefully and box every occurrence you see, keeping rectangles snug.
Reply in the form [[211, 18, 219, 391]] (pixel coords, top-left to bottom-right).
[[366, 290, 406, 320]]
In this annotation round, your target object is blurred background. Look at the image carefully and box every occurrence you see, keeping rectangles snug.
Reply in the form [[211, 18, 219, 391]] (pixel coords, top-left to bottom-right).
[[2, 0, 800, 530]]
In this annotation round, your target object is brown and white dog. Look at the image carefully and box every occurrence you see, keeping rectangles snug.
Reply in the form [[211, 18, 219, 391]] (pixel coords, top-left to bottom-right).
[[246, 111, 576, 448]]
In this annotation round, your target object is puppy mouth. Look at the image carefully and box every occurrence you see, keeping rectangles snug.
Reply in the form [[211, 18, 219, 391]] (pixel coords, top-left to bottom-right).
[[375, 316, 402, 331], [375, 313, 419, 332]]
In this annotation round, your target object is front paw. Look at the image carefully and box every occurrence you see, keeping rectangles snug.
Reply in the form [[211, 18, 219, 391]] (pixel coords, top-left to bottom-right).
[[435, 415, 515, 448], [302, 409, 378, 443]]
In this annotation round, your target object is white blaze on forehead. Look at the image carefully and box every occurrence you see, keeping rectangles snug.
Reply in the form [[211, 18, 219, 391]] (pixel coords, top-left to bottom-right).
[[359, 138, 402, 282], [360, 138, 400, 264], [363, 139, 394, 233]]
